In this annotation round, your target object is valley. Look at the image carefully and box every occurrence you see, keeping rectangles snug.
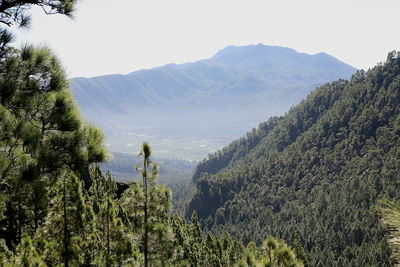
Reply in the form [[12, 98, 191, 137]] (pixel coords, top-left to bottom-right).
[[70, 44, 356, 160]]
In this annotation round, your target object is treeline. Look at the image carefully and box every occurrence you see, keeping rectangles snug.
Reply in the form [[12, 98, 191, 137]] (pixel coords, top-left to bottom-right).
[[188, 52, 400, 266]]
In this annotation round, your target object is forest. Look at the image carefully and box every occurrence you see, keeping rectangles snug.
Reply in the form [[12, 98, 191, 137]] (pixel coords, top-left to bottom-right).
[[188, 52, 400, 265], [0, 1, 399, 267], [0, 1, 304, 266]]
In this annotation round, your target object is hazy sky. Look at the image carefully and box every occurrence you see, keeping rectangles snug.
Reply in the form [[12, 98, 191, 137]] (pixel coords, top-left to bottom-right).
[[11, 0, 400, 78]]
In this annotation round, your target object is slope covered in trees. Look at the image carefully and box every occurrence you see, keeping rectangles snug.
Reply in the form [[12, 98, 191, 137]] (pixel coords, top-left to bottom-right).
[[187, 52, 400, 266]]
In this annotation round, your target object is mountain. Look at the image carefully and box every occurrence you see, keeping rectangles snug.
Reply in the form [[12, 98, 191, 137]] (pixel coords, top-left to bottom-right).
[[70, 44, 356, 160], [186, 52, 400, 266]]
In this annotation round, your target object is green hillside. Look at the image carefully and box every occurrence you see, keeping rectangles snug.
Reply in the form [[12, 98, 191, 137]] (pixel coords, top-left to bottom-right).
[[187, 52, 400, 266]]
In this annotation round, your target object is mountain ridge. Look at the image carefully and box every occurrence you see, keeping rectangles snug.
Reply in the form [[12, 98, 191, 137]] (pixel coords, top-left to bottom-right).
[[70, 43, 356, 159]]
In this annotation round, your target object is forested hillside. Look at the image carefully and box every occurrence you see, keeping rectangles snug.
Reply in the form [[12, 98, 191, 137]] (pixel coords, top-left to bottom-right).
[[188, 52, 400, 266]]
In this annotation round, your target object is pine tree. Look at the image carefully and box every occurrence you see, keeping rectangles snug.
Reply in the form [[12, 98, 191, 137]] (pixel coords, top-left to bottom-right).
[[260, 237, 303, 267], [35, 172, 87, 266], [292, 233, 308, 266], [139, 142, 154, 267], [120, 142, 175, 266], [0, 46, 107, 250], [89, 165, 136, 266], [0, 0, 78, 28], [9, 233, 45, 267], [379, 199, 400, 265]]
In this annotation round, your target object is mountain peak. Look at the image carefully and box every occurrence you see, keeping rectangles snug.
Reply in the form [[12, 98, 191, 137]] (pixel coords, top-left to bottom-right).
[[213, 43, 296, 59], [70, 44, 356, 159], [213, 45, 250, 58]]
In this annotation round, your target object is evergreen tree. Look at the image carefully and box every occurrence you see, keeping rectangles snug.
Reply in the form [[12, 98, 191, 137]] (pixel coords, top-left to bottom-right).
[[0, 0, 78, 28], [379, 199, 400, 265], [7, 233, 45, 267], [292, 233, 308, 266], [121, 142, 175, 266], [238, 237, 303, 267], [35, 172, 87, 266], [89, 165, 136, 266], [0, 45, 106, 250]]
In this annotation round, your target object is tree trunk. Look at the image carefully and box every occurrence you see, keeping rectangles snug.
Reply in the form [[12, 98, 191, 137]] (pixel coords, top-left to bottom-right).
[[63, 177, 69, 267], [143, 158, 149, 267]]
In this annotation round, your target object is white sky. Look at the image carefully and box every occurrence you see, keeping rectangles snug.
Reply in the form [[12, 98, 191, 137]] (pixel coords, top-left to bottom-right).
[[11, 0, 400, 78]]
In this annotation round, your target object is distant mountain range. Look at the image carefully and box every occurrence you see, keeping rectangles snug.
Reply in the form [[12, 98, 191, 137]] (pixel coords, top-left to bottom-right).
[[70, 44, 356, 160]]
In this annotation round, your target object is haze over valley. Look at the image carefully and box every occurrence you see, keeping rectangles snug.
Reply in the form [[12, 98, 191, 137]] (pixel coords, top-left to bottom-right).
[[71, 43, 356, 160]]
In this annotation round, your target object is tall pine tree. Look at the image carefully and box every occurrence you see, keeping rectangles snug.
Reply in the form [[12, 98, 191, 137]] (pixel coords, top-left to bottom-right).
[[0, 45, 107, 250], [120, 142, 175, 266]]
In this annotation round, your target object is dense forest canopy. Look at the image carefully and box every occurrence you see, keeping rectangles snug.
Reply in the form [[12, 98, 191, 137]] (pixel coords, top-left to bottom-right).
[[187, 52, 400, 266]]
